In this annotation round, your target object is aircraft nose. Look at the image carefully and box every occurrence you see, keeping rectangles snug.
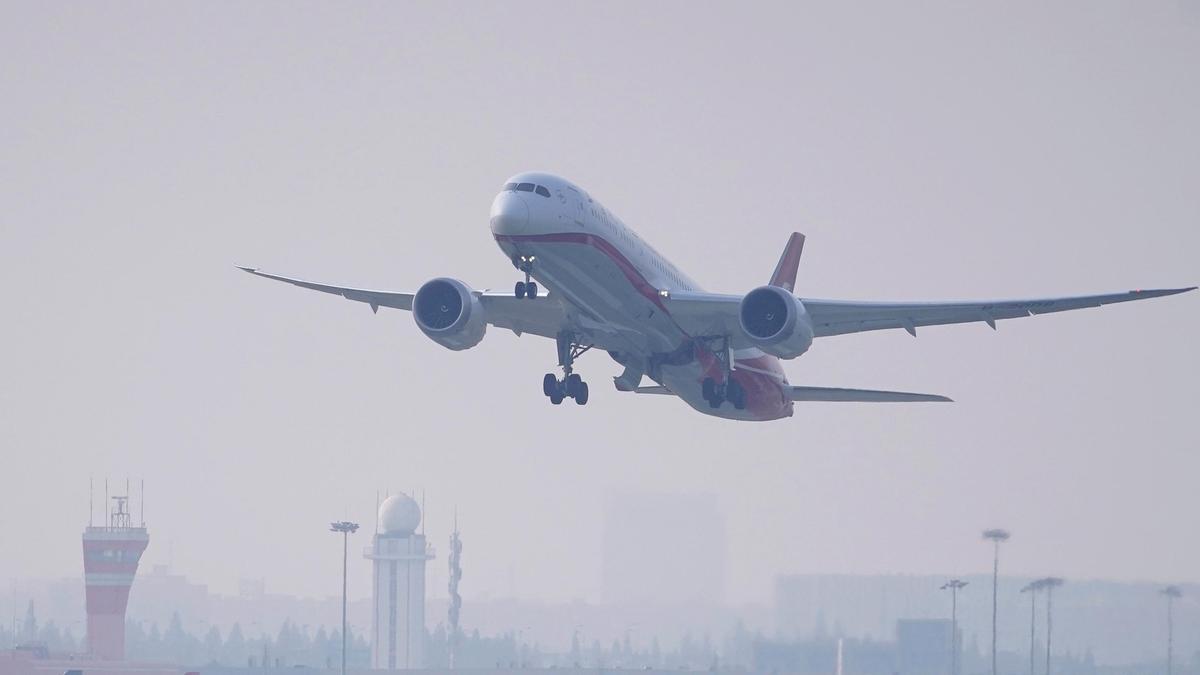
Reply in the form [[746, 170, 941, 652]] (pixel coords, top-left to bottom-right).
[[489, 191, 529, 235]]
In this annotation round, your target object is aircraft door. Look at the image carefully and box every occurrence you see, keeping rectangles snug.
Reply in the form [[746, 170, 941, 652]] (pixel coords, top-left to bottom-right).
[[566, 187, 586, 227]]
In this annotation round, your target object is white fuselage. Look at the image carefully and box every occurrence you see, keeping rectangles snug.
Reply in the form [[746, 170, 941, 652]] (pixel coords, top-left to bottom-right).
[[489, 172, 793, 420]]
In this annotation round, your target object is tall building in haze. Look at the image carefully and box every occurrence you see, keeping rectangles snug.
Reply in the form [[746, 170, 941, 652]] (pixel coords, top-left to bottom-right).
[[365, 494, 434, 669]]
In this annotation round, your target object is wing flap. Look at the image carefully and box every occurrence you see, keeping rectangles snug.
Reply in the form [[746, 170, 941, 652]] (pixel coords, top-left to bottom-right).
[[789, 386, 952, 402]]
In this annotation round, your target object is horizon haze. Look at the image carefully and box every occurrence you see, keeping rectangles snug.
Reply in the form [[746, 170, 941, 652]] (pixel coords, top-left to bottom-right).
[[1, 0, 1197, 624]]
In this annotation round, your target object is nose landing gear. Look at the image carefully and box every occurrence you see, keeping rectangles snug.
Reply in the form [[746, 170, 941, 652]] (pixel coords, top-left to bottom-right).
[[543, 331, 591, 405], [512, 255, 538, 299]]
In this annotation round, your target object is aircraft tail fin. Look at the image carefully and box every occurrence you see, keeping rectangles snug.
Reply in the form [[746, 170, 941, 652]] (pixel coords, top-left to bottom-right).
[[769, 232, 805, 292]]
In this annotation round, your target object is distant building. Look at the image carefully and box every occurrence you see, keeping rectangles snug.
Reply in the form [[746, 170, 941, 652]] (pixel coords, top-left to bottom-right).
[[82, 492, 148, 660], [751, 620, 953, 675], [896, 619, 953, 675], [364, 494, 434, 669], [602, 491, 726, 607]]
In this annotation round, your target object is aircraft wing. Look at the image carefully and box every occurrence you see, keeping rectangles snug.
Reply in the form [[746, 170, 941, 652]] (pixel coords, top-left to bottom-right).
[[664, 287, 1195, 341], [662, 291, 753, 346], [237, 267, 567, 340], [801, 287, 1195, 337], [237, 267, 414, 310]]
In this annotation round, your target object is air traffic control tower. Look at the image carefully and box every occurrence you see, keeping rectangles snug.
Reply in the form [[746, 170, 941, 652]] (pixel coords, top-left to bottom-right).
[[365, 494, 434, 669], [82, 490, 149, 660]]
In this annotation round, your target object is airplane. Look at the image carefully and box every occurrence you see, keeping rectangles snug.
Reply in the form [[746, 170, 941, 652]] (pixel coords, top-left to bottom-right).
[[240, 171, 1195, 421]]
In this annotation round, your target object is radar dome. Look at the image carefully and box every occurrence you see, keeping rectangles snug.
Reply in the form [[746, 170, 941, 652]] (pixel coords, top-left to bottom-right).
[[377, 494, 421, 536]]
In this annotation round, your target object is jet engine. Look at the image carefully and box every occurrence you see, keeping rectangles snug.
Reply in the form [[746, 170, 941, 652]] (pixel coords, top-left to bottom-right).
[[738, 285, 814, 359], [412, 278, 486, 351]]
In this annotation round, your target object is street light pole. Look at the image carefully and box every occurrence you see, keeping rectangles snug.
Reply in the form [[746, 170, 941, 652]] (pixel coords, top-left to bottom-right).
[[1020, 580, 1042, 675], [330, 521, 360, 675], [941, 579, 968, 675], [983, 529, 1011, 675], [1040, 578, 1064, 675], [1161, 586, 1182, 675]]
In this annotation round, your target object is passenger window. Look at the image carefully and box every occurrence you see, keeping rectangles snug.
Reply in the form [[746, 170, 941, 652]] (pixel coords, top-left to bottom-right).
[[535, 185, 550, 197], [517, 183, 535, 192], [504, 183, 517, 191]]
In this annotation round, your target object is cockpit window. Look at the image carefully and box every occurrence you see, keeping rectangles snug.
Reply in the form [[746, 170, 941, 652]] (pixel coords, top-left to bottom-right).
[[504, 182, 553, 197]]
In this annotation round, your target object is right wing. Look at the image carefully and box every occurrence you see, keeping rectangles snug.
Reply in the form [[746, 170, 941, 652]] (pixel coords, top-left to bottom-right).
[[237, 267, 414, 310], [237, 267, 568, 340]]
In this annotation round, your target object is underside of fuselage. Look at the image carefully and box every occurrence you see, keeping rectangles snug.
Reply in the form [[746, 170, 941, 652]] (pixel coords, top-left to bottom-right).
[[492, 186, 793, 421]]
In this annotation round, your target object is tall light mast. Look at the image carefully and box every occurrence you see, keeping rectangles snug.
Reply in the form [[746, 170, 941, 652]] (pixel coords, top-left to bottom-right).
[[448, 511, 463, 669], [941, 579, 968, 675], [1020, 580, 1043, 675], [330, 521, 360, 675], [982, 529, 1011, 675], [1161, 586, 1182, 675]]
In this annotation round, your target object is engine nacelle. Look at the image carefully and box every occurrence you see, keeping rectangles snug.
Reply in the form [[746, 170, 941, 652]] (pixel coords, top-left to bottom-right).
[[412, 277, 486, 351], [738, 285, 814, 359]]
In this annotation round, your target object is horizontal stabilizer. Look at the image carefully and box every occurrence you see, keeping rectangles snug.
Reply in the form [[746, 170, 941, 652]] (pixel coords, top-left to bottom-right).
[[788, 385, 952, 403]]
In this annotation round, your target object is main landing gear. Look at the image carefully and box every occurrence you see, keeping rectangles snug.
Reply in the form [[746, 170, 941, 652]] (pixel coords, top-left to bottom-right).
[[512, 255, 538, 299], [696, 334, 746, 410], [702, 376, 746, 410], [543, 331, 591, 405]]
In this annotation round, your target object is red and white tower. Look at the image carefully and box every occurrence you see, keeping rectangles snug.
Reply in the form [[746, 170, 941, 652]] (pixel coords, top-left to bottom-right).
[[82, 487, 149, 661]]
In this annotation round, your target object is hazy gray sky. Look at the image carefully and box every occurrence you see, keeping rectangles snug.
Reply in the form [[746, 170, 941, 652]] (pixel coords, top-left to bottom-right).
[[1, 2, 1197, 606]]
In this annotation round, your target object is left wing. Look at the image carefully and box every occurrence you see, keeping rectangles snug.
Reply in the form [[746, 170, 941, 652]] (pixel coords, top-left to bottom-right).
[[802, 287, 1195, 337], [237, 267, 568, 339]]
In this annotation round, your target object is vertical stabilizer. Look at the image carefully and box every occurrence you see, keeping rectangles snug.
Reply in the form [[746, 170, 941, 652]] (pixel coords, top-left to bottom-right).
[[769, 232, 805, 292]]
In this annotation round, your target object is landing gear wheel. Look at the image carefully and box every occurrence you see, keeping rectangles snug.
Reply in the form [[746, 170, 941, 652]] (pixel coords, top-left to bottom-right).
[[513, 256, 538, 299], [728, 379, 746, 410], [702, 377, 716, 402], [544, 331, 594, 408], [708, 394, 723, 409], [565, 373, 583, 397]]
